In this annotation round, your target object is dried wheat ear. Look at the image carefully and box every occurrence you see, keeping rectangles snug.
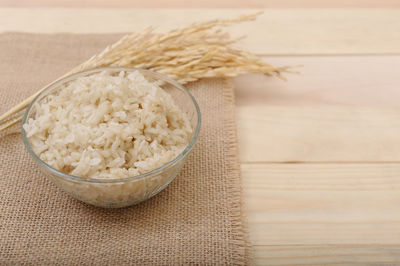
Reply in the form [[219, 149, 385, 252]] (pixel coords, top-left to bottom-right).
[[0, 12, 294, 133]]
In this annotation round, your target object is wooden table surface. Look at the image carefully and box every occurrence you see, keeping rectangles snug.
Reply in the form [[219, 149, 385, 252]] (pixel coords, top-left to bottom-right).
[[1, 1, 400, 265]]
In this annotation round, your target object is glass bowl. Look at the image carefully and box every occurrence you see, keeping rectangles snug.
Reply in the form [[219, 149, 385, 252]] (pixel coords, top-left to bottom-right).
[[21, 67, 201, 208]]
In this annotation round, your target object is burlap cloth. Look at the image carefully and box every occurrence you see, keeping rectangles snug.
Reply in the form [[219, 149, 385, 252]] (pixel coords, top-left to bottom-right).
[[0, 33, 248, 265]]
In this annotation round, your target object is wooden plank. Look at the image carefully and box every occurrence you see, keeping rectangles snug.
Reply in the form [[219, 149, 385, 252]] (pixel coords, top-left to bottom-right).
[[0, 8, 399, 55], [242, 163, 400, 246], [238, 105, 400, 162], [1, 0, 399, 8], [252, 245, 400, 265], [235, 56, 400, 108]]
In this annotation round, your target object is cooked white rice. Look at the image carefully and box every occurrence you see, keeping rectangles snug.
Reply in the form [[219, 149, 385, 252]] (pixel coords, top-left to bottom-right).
[[23, 70, 192, 179]]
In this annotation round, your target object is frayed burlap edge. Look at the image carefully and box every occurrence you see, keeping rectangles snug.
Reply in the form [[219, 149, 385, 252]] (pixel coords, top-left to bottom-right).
[[221, 78, 250, 265]]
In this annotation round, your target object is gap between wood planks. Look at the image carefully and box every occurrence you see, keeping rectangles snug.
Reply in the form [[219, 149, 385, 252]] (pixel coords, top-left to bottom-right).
[[256, 53, 400, 56], [241, 161, 400, 165]]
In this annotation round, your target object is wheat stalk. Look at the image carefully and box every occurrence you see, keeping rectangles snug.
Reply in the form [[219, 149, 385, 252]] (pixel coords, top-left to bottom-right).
[[0, 12, 290, 133]]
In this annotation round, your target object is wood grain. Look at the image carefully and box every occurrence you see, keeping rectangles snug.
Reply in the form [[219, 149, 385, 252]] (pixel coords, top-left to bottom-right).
[[242, 163, 400, 263], [252, 245, 400, 265], [0, 0, 398, 8], [238, 105, 400, 162], [0, 8, 399, 55]]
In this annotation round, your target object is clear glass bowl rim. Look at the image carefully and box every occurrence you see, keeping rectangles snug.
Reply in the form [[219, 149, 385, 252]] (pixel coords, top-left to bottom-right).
[[21, 67, 202, 184]]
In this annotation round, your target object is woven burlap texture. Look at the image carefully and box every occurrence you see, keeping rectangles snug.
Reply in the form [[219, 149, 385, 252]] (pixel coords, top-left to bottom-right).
[[0, 33, 247, 265]]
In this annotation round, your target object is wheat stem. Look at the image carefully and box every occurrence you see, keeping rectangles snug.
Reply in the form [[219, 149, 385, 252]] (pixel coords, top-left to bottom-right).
[[0, 116, 22, 133], [0, 12, 291, 133]]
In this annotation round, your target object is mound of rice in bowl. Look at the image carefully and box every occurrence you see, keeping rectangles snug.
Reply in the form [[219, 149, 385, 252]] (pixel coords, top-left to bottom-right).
[[23, 70, 193, 179]]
